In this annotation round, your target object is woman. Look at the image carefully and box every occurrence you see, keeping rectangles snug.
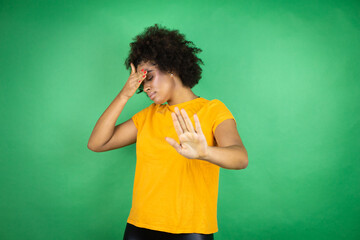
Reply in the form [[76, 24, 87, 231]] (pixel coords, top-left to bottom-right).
[[88, 24, 248, 240]]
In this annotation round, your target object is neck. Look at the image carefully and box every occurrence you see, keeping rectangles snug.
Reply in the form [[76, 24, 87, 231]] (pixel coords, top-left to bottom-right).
[[167, 87, 199, 106]]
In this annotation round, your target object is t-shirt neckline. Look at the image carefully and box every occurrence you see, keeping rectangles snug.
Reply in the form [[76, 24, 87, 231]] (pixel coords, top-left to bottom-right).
[[164, 96, 204, 111]]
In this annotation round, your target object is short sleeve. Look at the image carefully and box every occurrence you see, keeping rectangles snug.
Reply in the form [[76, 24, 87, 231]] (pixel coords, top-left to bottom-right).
[[131, 103, 154, 130], [209, 99, 236, 135]]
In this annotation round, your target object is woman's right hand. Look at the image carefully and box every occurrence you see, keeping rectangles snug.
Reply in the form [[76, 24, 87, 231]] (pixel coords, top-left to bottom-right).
[[120, 62, 147, 99]]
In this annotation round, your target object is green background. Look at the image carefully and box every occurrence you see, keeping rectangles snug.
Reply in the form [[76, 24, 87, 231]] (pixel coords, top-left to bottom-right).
[[1, 0, 359, 239]]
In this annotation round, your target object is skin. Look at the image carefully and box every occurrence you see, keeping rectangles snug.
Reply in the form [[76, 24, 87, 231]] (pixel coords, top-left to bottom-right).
[[136, 60, 248, 169], [165, 107, 208, 159], [166, 106, 248, 170], [136, 61, 199, 106]]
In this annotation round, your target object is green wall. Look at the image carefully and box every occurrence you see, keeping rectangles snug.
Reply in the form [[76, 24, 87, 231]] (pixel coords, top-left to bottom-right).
[[1, 0, 359, 239]]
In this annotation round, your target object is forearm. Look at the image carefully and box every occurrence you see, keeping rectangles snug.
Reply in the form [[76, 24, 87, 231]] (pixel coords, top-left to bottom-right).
[[88, 92, 129, 149], [199, 145, 248, 170]]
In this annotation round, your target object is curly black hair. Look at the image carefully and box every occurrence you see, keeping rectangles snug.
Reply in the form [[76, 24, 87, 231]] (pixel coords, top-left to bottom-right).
[[124, 24, 204, 94]]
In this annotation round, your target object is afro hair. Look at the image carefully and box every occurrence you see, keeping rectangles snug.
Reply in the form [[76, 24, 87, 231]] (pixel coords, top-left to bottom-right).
[[124, 24, 204, 94]]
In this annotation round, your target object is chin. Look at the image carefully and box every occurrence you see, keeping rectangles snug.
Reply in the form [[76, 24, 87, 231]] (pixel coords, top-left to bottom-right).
[[154, 97, 167, 105], [154, 100, 165, 105]]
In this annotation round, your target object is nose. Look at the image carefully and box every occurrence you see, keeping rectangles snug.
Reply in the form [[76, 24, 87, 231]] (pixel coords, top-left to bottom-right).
[[143, 81, 151, 92]]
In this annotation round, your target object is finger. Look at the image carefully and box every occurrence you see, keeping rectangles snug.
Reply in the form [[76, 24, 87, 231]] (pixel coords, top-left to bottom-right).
[[130, 62, 136, 74], [137, 70, 147, 84], [138, 77, 144, 85], [165, 137, 182, 153], [194, 114, 204, 136], [171, 112, 184, 136], [138, 70, 147, 79], [174, 107, 188, 132], [180, 109, 195, 133]]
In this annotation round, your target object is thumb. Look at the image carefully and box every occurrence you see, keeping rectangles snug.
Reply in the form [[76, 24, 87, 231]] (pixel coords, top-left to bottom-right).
[[130, 62, 136, 74], [165, 137, 181, 152]]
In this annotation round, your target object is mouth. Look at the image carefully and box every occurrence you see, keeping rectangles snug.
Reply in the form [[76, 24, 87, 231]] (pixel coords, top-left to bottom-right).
[[148, 92, 156, 100]]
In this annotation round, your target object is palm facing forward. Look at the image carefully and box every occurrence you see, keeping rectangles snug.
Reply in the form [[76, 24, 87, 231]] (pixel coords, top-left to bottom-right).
[[165, 107, 208, 159]]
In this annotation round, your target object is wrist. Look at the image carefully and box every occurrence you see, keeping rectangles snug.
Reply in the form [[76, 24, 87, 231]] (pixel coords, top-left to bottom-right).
[[118, 92, 130, 101], [199, 146, 212, 161]]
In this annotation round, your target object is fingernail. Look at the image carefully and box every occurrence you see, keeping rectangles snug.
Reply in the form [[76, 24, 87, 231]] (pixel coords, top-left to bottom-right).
[[143, 75, 145, 77], [138, 80, 141, 83], [141, 69, 144, 72]]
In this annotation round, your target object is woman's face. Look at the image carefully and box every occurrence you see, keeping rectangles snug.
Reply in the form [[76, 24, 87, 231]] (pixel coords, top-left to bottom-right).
[[136, 61, 176, 105]]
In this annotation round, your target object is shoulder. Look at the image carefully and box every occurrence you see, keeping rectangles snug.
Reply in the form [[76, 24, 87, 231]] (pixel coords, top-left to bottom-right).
[[201, 99, 236, 133], [139, 103, 157, 111], [205, 99, 231, 111], [133, 103, 157, 117]]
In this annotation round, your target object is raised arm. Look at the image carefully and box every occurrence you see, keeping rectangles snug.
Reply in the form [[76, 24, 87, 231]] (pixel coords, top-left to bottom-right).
[[87, 62, 146, 152]]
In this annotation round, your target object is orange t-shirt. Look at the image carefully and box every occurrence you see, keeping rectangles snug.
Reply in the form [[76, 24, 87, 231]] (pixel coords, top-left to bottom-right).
[[127, 97, 236, 234]]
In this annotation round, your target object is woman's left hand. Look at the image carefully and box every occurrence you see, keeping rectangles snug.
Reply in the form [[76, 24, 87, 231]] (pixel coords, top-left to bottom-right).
[[165, 107, 208, 159]]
